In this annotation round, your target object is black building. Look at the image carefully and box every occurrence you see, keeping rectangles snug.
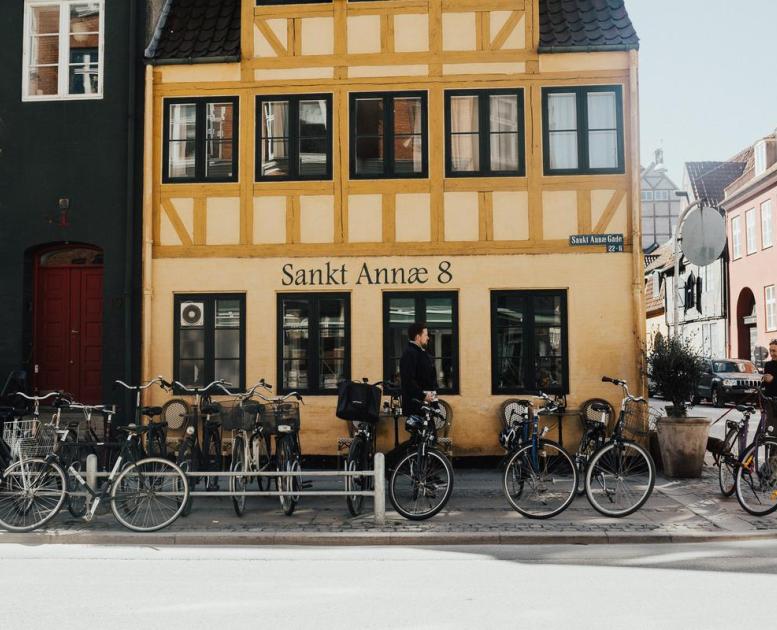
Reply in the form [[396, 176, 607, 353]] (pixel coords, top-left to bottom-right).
[[0, 0, 146, 404]]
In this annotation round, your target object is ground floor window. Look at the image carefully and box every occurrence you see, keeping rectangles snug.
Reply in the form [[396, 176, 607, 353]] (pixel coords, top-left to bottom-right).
[[383, 292, 458, 394], [278, 293, 350, 395], [174, 294, 245, 390], [491, 290, 568, 394]]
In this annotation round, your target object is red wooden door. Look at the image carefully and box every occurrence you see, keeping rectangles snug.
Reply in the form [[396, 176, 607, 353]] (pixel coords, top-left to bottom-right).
[[35, 265, 103, 403]]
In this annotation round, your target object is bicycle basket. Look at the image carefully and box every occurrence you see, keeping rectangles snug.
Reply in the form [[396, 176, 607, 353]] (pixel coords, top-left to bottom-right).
[[499, 399, 530, 428], [579, 398, 615, 428], [621, 399, 650, 437], [260, 401, 301, 434], [221, 399, 262, 432], [2, 419, 57, 459], [162, 398, 190, 431]]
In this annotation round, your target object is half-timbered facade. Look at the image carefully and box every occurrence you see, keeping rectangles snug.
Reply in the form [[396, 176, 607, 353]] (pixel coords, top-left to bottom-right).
[[143, 0, 643, 455]]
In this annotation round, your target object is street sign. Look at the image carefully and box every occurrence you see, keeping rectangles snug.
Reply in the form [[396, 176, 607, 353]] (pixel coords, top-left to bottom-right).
[[570, 233, 624, 252], [682, 206, 726, 266]]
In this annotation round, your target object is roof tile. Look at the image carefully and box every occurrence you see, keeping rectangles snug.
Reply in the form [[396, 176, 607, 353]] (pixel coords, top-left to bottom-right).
[[539, 0, 639, 53]]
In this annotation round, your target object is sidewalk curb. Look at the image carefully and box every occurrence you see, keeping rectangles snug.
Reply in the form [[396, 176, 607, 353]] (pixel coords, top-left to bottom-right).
[[2, 529, 777, 547]]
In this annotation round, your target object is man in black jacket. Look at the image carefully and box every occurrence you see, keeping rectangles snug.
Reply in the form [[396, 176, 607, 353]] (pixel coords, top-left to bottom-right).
[[400, 322, 438, 417]]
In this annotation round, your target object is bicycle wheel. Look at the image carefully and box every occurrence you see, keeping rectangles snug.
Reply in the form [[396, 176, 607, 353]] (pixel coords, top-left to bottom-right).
[[735, 439, 777, 516], [110, 457, 189, 532], [230, 437, 246, 517], [276, 436, 300, 516], [345, 435, 368, 517], [502, 440, 576, 519], [203, 424, 222, 490], [253, 433, 271, 491], [0, 458, 67, 532], [718, 427, 740, 497], [176, 440, 196, 517], [585, 440, 655, 517], [390, 447, 454, 521]]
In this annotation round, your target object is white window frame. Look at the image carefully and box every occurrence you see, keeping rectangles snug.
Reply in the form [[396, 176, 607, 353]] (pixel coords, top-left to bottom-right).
[[22, 0, 105, 101], [654, 189, 670, 201], [762, 199, 773, 249], [641, 190, 653, 202], [732, 215, 742, 259], [755, 140, 767, 177], [746, 208, 757, 255], [766, 285, 777, 332]]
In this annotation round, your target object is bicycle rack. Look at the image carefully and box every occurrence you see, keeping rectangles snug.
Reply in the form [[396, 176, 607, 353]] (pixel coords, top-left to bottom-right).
[[74, 452, 387, 525]]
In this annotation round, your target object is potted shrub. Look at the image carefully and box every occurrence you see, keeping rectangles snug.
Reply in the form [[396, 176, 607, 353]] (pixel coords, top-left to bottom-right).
[[648, 336, 710, 478]]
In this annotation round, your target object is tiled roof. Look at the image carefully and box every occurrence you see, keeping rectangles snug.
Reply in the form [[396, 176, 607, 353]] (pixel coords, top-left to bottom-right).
[[645, 275, 664, 316], [539, 0, 639, 52], [146, 0, 241, 63], [685, 160, 748, 205]]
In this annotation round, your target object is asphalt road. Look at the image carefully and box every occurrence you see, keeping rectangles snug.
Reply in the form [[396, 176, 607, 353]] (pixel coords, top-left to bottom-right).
[[2, 542, 776, 629]]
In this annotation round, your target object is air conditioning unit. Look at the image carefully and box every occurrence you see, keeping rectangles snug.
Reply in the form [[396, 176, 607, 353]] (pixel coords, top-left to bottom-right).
[[180, 301, 205, 327]]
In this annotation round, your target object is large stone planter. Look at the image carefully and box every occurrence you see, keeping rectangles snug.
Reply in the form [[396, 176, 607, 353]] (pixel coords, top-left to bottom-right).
[[656, 416, 711, 478]]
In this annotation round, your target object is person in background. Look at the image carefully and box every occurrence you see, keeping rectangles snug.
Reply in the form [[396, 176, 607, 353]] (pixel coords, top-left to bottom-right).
[[761, 340, 777, 433], [399, 322, 437, 417]]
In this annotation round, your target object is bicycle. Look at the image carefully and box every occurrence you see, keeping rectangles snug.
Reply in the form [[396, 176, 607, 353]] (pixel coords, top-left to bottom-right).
[[174, 379, 230, 516], [337, 378, 385, 517], [734, 389, 777, 516], [251, 389, 305, 516], [706, 404, 755, 496], [574, 377, 656, 517], [501, 393, 577, 519], [115, 377, 174, 459], [388, 398, 454, 520], [0, 399, 189, 532], [217, 380, 273, 517]]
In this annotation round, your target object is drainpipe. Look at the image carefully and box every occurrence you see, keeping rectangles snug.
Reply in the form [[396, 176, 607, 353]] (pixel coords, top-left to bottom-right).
[[141, 64, 154, 396], [123, 1, 139, 417], [628, 50, 647, 397]]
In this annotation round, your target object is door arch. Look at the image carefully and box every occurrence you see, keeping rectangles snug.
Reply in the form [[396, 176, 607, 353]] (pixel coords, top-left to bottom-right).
[[735, 287, 756, 361], [33, 244, 103, 403]]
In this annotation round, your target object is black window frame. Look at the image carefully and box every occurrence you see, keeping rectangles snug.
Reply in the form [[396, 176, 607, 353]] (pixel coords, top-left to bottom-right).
[[257, 1, 329, 5], [349, 91, 429, 180], [444, 88, 526, 178], [490, 290, 569, 395], [382, 291, 459, 395], [255, 93, 334, 182], [162, 96, 240, 184], [173, 293, 246, 393], [542, 85, 625, 176], [277, 292, 351, 396]]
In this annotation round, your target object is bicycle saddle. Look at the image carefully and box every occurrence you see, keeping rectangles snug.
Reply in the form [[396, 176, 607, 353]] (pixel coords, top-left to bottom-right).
[[118, 423, 149, 434], [201, 403, 222, 416], [736, 404, 755, 414], [141, 406, 163, 417], [54, 397, 72, 409]]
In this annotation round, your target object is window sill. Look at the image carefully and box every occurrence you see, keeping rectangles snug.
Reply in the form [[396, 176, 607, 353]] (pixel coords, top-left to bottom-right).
[[22, 94, 104, 102]]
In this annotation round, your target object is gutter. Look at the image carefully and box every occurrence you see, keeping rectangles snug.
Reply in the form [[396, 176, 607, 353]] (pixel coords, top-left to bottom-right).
[[720, 167, 777, 210], [145, 55, 241, 66], [538, 44, 639, 54]]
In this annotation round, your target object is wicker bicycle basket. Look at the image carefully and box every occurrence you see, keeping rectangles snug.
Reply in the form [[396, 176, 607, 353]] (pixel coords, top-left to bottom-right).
[[621, 399, 650, 437], [260, 401, 301, 434], [2, 419, 58, 459], [221, 399, 262, 432]]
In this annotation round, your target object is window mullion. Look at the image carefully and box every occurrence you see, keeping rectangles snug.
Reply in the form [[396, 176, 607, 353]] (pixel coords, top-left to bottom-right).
[[58, 1, 68, 96], [289, 97, 298, 179], [385, 95, 394, 177], [310, 297, 320, 394], [480, 93, 489, 176], [525, 297, 536, 391], [578, 89, 589, 171], [206, 296, 216, 386], [196, 101, 205, 180]]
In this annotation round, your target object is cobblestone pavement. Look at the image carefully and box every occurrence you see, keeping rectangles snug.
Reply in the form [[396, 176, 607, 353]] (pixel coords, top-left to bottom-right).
[[2, 459, 775, 544]]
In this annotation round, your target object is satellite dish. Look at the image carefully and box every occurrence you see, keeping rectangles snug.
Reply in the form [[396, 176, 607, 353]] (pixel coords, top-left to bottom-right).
[[681, 206, 726, 266]]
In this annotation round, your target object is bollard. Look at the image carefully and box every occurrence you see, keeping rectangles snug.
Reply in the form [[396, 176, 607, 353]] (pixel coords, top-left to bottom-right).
[[373, 452, 386, 526], [86, 454, 98, 494]]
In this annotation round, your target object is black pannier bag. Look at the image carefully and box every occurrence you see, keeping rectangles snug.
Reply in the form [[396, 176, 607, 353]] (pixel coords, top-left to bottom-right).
[[336, 380, 382, 423]]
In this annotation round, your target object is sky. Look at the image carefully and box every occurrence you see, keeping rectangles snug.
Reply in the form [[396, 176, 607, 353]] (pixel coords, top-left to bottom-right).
[[625, 0, 777, 186]]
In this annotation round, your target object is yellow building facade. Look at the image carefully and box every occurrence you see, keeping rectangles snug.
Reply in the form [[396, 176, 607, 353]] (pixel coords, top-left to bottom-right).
[[142, 0, 645, 456]]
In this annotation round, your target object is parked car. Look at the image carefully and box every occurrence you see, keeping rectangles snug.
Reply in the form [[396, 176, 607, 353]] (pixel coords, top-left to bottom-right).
[[695, 359, 762, 407]]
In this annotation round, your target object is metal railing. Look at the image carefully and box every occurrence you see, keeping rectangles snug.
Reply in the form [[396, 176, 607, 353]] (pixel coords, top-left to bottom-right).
[[76, 452, 387, 525]]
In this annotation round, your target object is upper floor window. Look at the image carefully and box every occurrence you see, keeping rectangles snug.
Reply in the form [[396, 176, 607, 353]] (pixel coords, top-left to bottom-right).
[[163, 97, 239, 183], [23, 0, 104, 101], [641, 190, 653, 202], [256, 94, 332, 181], [731, 215, 742, 259], [755, 140, 768, 177], [444, 89, 525, 177], [542, 86, 625, 175], [654, 189, 670, 201], [762, 199, 773, 248], [350, 92, 428, 179], [746, 208, 757, 255]]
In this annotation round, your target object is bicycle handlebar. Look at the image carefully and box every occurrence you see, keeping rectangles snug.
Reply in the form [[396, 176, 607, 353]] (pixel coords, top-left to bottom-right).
[[15, 391, 60, 402], [114, 376, 173, 391], [254, 390, 304, 404], [173, 379, 231, 394]]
